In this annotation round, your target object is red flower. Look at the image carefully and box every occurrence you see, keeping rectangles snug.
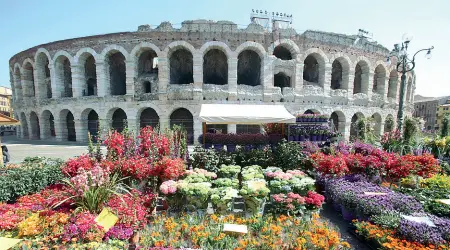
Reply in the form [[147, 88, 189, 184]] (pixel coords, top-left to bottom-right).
[[62, 154, 95, 177]]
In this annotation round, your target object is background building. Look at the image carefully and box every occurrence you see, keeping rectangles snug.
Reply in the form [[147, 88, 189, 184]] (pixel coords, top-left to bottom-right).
[[9, 19, 415, 143], [436, 99, 450, 131], [0, 86, 12, 117], [414, 96, 450, 131]]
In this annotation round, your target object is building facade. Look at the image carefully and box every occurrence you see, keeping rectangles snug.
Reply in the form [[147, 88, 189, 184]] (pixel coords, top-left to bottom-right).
[[8, 20, 415, 143], [414, 97, 449, 131], [0, 86, 12, 117], [436, 100, 450, 131]]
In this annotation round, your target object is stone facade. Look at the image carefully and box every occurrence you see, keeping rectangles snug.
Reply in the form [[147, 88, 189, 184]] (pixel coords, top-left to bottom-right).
[[8, 20, 416, 143]]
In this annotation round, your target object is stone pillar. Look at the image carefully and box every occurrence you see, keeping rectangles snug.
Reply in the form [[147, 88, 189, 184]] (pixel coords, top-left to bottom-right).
[[193, 115, 202, 145], [33, 66, 42, 100], [75, 119, 89, 143], [294, 61, 304, 95], [125, 60, 136, 96], [96, 61, 107, 97], [228, 55, 238, 101], [49, 64, 59, 98], [159, 113, 170, 132], [379, 76, 387, 101], [55, 119, 67, 141], [228, 124, 237, 133], [157, 53, 168, 101], [13, 74, 23, 102], [347, 69, 355, 99], [40, 117, 51, 140], [71, 64, 84, 97], [126, 118, 138, 135], [98, 119, 111, 141], [362, 72, 372, 99], [263, 56, 274, 102], [379, 121, 385, 137], [344, 121, 352, 142], [21, 69, 32, 98], [323, 62, 332, 96]]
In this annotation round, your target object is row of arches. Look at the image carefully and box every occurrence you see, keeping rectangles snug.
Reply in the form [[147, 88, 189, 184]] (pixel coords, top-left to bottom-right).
[[11, 41, 415, 103], [18, 107, 195, 144]]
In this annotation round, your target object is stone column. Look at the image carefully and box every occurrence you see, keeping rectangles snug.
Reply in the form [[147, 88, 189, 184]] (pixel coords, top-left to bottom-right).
[[344, 121, 352, 142], [21, 69, 32, 98], [157, 53, 168, 101], [158, 113, 170, 132], [362, 72, 372, 99], [193, 114, 202, 145], [96, 60, 108, 97], [228, 55, 238, 101], [193, 51, 203, 100], [378, 76, 387, 101], [75, 119, 89, 143], [294, 61, 304, 95], [125, 60, 136, 96], [263, 56, 274, 102], [347, 69, 355, 99], [55, 119, 67, 141], [228, 124, 237, 133], [71, 63, 84, 97], [33, 66, 42, 100], [13, 74, 22, 102], [323, 63, 332, 96], [49, 64, 59, 98], [40, 117, 51, 140]]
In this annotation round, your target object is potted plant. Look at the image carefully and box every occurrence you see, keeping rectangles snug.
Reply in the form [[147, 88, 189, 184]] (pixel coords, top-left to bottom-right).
[[240, 181, 270, 216], [211, 134, 224, 152], [310, 127, 317, 141], [200, 133, 213, 149], [299, 127, 306, 141], [178, 181, 211, 211], [160, 180, 183, 213], [210, 187, 239, 215], [225, 134, 237, 153], [289, 127, 296, 141], [218, 165, 241, 179]]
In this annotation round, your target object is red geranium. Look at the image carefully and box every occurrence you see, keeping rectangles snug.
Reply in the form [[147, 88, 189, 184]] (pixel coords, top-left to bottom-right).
[[153, 157, 186, 181], [62, 154, 95, 177], [107, 190, 149, 230], [310, 152, 348, 176]]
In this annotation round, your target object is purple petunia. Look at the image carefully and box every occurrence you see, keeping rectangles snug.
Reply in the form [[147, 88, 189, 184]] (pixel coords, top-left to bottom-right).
[[398, 218, 445, 245]]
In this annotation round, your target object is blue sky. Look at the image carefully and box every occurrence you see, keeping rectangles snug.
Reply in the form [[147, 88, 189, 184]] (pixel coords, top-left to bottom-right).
[[1, 0, 448, 97]]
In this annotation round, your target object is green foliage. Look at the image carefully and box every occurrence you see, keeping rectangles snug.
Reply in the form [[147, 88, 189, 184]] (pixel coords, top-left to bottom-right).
[[440, 161, 450, 175], [403, 116, 420, 144], [0, 157, 64, 202], [441, 114, 450, 137], [397, 186, 450, 219], [234, 148, 274, 168], [421, 174, 450, 190], [370, 212, 401, 230], [191, 146, 221, 173], [356, 118, 379, 144], [273, 140, 306, 171]]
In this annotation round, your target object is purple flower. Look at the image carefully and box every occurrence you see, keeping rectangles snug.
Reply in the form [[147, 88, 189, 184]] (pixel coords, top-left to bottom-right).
[[104, 224, 134, 241], [399, 218, 445, 245]]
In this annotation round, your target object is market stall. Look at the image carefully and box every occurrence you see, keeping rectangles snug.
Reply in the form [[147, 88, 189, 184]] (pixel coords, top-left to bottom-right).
[[198, 104, 295, 146]]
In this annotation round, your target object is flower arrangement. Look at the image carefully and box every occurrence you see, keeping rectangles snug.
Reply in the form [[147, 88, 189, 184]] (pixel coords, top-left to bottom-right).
[[271, 192, 306, 216], [240, 181, 270, 215], [184, 168, 217, 182], [160, 180, 183, 210], [212, 178, 239, 189], [241, 165, 264, 181], [177, 181, 211, 209], [218, 164, 241, 178], [210, 187, 239, 214]]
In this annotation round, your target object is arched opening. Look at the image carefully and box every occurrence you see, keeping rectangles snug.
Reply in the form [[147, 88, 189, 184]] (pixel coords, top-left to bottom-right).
[[29, 112, 40, 139], [350, 113, 364, 141], [20, 112, 29, 139], [273, 45, 292, 60], [331, 60, 343, 90], [330, 111, 346, 134], [23, 62, 35, 97], [87, 110, 99, 141], [111, 108, 127, 132], [203, 49, 228, 85], [13, 67, 23, 101], [137, 49, 158, 94], [41, 110, 55, 139], [237, 50, 261, 86], [55, 56, 72, 97], [353, 61, 369, 94], [84, 55, 97, 96], [387, 70, 398, 99], [304, 109, 320, 115], [372, 113, 382, 136], [274, 72, 291, 89], [36, 52, 52, 99], [107, 52, 126, 95], [373, 65, 386, 94], [170, 108, 193, 144], [66, 111, 76, 141], [170, 48, 193, 85], [303, 55, 319, 84], [140, 108, 160, 129]]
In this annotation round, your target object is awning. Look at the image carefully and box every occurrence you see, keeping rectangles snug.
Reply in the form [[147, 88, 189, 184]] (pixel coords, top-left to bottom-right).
[[0, 113, 19, 126], [199, 104, 295, 124]]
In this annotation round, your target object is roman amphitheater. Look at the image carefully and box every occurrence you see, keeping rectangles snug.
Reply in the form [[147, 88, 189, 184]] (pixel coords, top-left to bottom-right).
[[8, 19, 415, 144]]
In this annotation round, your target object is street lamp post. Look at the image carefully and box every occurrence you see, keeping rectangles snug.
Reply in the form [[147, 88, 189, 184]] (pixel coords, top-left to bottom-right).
[[386, 35, 434, 133]]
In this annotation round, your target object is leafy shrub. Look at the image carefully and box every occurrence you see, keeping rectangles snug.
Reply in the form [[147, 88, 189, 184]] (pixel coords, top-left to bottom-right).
[[0, 158, 64, 202], [234, 148, 274, 168], [273, 140, 306, 171], [190, 146, 220, 173], [421, 174, 450, 190]]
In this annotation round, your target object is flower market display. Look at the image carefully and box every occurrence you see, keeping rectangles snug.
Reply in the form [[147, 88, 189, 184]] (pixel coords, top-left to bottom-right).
[[311, 139, 450, 249], [0, 127, 337, 250]]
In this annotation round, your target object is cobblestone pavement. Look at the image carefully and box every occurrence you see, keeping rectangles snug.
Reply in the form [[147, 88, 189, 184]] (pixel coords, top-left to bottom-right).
[[320, 203, 370, 250]]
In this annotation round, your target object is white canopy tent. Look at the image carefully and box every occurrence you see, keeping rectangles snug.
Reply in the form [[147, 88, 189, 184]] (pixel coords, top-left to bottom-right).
[[199, 104, 296, 124]]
